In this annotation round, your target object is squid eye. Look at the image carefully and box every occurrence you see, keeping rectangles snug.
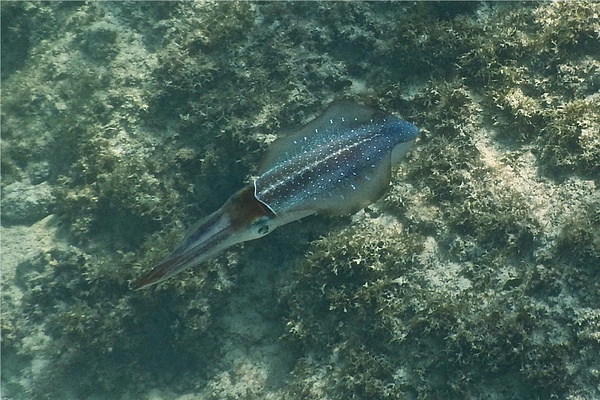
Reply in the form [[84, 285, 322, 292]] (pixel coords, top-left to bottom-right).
[[258, 225, 269, 235]]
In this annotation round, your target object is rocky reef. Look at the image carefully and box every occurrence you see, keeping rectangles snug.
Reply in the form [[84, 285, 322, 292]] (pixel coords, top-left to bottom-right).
[[2, 2, 598, 399]]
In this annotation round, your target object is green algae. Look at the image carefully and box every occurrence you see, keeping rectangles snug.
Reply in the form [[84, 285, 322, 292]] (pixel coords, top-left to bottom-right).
[[2, 1, 599, 399]]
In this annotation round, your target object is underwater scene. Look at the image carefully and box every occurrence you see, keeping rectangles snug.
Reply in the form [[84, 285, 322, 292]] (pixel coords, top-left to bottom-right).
[[1, 2, 599, 399]]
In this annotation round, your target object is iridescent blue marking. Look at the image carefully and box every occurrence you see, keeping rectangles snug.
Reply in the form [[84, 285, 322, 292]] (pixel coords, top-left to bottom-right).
[[255, 101, 418, 215]]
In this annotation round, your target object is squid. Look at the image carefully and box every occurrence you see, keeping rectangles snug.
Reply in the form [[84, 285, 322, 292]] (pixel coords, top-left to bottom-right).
[[131, 100, 418, 290]]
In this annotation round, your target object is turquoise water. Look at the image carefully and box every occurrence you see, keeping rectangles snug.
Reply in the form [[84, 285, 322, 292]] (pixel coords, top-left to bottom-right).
[[2, 2, 599, 399]]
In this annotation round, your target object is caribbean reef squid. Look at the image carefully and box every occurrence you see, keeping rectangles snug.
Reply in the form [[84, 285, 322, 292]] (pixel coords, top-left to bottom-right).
[[131, 100, 418, 290]]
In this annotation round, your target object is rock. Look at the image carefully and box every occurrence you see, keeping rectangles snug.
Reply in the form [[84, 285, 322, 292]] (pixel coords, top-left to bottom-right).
[[2, 180, 55, 225]]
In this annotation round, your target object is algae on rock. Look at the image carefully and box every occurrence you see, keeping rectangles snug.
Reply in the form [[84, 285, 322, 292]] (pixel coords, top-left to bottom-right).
[[1, 1, 599, 399]]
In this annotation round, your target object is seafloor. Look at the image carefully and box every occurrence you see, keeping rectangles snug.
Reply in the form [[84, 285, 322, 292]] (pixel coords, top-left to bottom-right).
[[1, 2, 599, 399]]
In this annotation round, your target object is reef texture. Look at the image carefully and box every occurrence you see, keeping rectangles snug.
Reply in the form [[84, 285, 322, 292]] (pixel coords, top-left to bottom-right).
[[1, 2, 599, 399]]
